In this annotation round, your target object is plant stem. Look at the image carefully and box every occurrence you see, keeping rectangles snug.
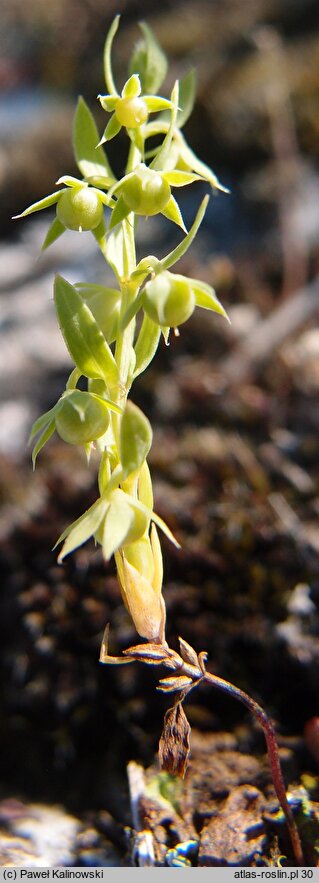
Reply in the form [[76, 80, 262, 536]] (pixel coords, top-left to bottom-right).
[[202, 669, 304, 865]]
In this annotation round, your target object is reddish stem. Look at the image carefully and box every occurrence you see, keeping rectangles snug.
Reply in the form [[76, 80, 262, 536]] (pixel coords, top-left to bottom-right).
[[203, 670, 304, 866]]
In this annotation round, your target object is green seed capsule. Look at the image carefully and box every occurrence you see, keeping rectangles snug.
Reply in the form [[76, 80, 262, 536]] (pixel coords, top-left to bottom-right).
[[122, 164, 171, 216], [115, 96, 148, 128], [55, 390, 110, 445], [57, 187, 104, 231], [143, 271, 195, 327]]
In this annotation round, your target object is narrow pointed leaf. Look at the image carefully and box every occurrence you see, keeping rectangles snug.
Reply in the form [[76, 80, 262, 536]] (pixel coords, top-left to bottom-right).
[[151, 81, 179, 171], [162, 170, 202, 187], [161, 194, 187, 231], [103, 15, 120, 94], [13, 190, 62, 219], [101, 497, 134, 560], [160, 195, 209, 272], [120, 288, 144, 333], [56, 175, 84, 188], [32, 420, 55, 468], [73, 97, 115, 181], [191, 278, 230, 321], [133, 313, 161, 378], [41, 217, 65, 251], [176, 68, 196, 127], [104, 226, 125, 279], [129, 21, 168, 94], [109, 195, 131, 230], [54, 275, 118, 386], [144, 96, 173, 112], [178, 138, 230, 193], [99, 114, 122, 144], [57, 498, 107, 562], [29, 407, 56, 442]]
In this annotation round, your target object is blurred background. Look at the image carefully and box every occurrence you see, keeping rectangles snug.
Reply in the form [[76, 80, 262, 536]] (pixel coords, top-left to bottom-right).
[[0, 0, 319, 867]]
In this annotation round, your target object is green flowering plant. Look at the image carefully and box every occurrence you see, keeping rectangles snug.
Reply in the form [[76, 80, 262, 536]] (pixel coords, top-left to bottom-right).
[[15, 16, 304, 865]]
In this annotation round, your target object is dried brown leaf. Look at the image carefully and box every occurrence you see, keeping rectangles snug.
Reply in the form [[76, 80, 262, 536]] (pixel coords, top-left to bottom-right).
[[157, 675, 193, 693], [178, 637, 199, 667], [99, 624, 134, 665], [123, 643, 169, 664], [158, 702, 191, 778]]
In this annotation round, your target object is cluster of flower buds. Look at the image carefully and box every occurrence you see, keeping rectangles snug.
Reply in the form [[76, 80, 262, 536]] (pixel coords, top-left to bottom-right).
[[15, 15, 228, 644]]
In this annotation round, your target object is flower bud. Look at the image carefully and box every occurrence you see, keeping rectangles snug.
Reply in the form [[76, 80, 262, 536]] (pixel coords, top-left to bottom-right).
[[122, 164, 171, 216], [115, 96, 148, 128], [143, 271, 195, 327], [116, 553, 166, 642], [57, 186, 104, 231], [55, 390, 110, 445]]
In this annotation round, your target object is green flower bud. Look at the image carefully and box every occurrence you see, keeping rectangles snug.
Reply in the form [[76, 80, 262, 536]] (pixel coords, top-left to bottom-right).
[[122, 164, 171, 216], [115, 96, 148, 128], [143, 271, 195, 327], [57, 187, 104, 231], [55, 390, 110, 445]]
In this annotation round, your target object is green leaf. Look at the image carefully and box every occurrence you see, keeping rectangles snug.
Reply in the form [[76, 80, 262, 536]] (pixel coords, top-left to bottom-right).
[[101, 496, 134, 560], [122, 74, 141, 99], [161, 194, 187, 231], [151, 81, 179, 172], [129, 21, 168, 94], [144, 96, 173, 112], [120, 288, 144, 333], [56, 175, 84, 188], [32, 419, 55, 468], [176, 68, 196, 127], [133, 313, 161, 378], [104, 226, 125, 279], [13, 190, 62, 219], [41, 217, 65, 251], [103, 15, 120, 95], [190, 278, 230, 321], [109, 195, 131, 230], [99, 114, 122, 144], [120, 401, 152, 477], [162, 170, 202, 187], [178, 136, 230, 193], [54, 275, 118, 387], [160, 195, 209, 272], [29, 407, 56, 442], [73, 97, 115, 182], [57, 498, 107, 562]]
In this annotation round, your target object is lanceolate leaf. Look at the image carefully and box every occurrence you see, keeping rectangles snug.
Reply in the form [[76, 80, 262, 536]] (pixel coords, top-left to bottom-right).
[[177, 68, 197, 128], [161, 195, 187, 232], [41, 217, 65, 251], [54, 275, 118, 386], [191, 278, 230, 321], [32, 420, 55, 468], [129, 21, 168, 94], [151, 81, 179, 172], [101, 496, 134, 561], [57, 498, 107, 561], [73, 97, 115, 182], [103, 15, 120, 95], [133, 313, 161, 378], [160, 195, 209, 272], [13, 190, 62, 219]]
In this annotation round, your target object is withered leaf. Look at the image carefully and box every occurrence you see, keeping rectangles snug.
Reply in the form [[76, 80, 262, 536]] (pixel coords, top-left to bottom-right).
[[178, 637, 199, 667], [158, 702, 191, 778], [123, 643, 169, 664], [157, 675, 193, 693]]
